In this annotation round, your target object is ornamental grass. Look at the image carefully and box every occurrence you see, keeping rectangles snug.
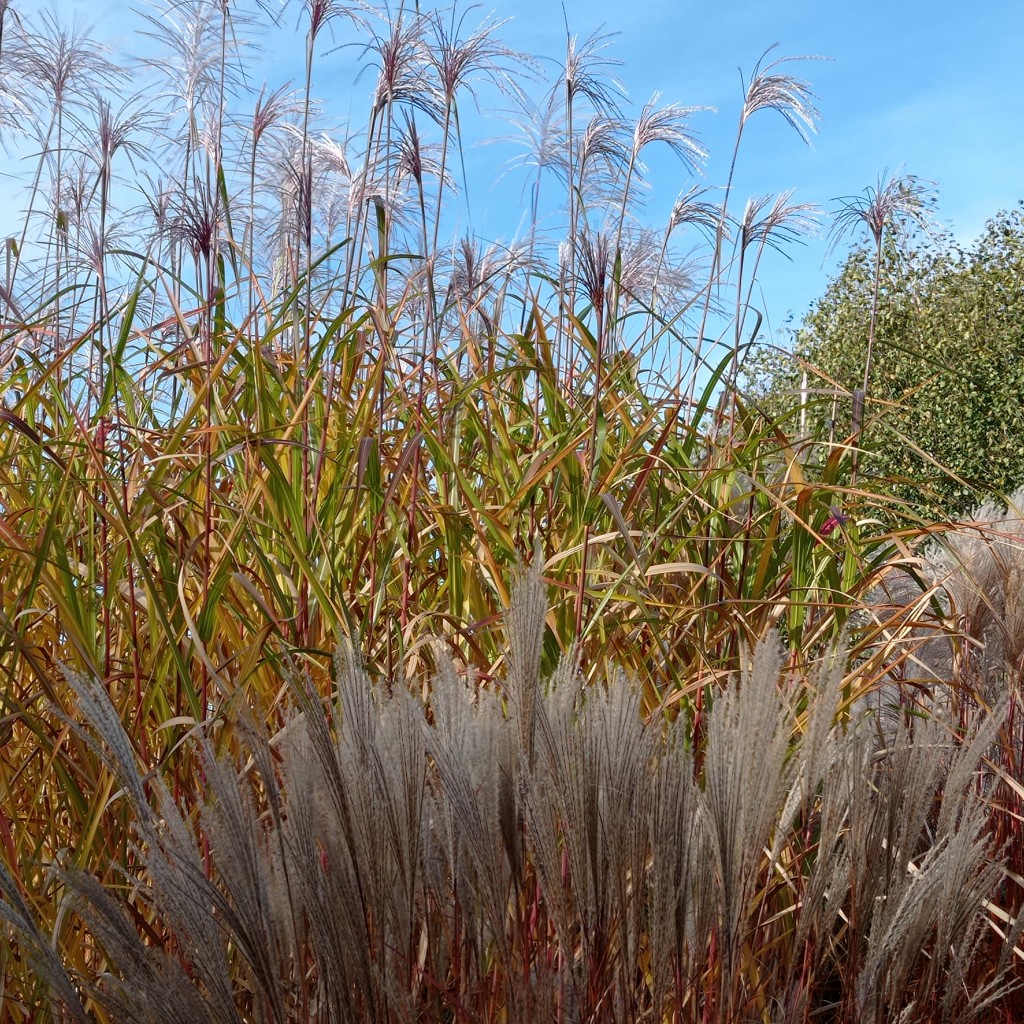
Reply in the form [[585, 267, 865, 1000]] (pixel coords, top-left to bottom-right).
[[1, 2, 1022, 1021]]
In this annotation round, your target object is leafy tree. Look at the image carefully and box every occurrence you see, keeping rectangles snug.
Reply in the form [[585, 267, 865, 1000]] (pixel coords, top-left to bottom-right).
[[744, 201, 1024, 519]]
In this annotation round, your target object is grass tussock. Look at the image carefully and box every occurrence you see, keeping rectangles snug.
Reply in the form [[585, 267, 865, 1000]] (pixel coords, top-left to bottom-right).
[[5, 568, 1024, 1024]]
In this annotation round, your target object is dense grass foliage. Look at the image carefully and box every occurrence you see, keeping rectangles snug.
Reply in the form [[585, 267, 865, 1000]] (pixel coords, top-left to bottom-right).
[[7, 570, 1024, 1024], [1, 1, 1023, 1021]]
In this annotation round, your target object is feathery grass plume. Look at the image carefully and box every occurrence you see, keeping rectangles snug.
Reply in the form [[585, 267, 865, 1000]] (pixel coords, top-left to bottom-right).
[[582, 673, 654, 1020], [611, 93, 709, 267], [646, 706, 704, 1018], [61, 865, 238, 1024], [699, 637, 795, 1004], [0, 1, 28, 134], [505, 555, 548, 767], [524, 658, 653, 1020], [829, 171, 935, 266], [688, 44, 821, 409], [496, 87, 567, 251], [425, 4, 535, 259], [425, 648, 516, 982], [56, 668, 151, 815], [0, 858, 90, 1024], [730, 189, 819, 358], [736, 44, 822, 143], [926, 488, 1024, 700], [851, 705, 1011, 1024], [866, 487, 1024, 728], [572, 113, 627, 210], [868, 492, 1024, 924], [278, 712, 375, 1019], [559, 24, 626, 373], [842, 714, 949, 1007]]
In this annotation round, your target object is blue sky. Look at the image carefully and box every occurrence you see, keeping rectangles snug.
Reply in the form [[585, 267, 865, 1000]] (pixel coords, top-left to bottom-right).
[[5, 0, 1023, 349], [496, 0, 1022, 340], [494, 0, 1023, 338]]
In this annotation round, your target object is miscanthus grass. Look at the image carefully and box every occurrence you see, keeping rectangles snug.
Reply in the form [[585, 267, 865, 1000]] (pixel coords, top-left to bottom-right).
[[5, 569, 1024, 1024], [0, 1, 1022, 1021]]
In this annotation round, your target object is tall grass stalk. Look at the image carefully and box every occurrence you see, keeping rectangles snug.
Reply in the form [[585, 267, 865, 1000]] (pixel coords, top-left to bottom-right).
[[828, 172, 933, 480]]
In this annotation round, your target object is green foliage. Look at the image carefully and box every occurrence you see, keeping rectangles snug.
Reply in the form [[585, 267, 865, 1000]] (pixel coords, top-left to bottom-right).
[[746, 202, 1024, 518]]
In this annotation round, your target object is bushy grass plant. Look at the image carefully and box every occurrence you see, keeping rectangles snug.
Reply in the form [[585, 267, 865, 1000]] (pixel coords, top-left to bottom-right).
[[5, 567, 1024, 1024]]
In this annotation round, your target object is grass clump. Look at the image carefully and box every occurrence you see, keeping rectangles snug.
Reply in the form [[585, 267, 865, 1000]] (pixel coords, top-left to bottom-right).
[[5, 569, 1024, 1024]]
